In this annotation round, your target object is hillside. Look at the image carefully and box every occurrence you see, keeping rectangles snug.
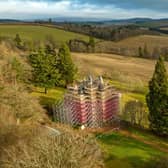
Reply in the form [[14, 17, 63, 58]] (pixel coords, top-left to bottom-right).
[[138, 20, 168, 28], [0, 42, 103, 168], [0, 25, 89, 44], [96, 35, 168, 57], [0, 24, 168, 59], [72, 52, 168, 83]]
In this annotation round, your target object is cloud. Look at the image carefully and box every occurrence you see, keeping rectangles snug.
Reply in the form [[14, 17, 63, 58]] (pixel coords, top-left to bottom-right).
[[11, 0, 168, 11], [0, 0, 168, 19], [79, 0, 168, 12]]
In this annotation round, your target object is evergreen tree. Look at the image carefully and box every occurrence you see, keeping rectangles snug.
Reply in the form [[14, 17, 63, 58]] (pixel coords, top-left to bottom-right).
[[29, 49, 60, 94], [45, 44, 56, 56], [57, 44, 77, 86], [146, 56, 168, 136]]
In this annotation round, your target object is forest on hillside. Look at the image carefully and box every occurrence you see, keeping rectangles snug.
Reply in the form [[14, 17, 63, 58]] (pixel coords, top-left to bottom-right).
[[56, 23, 159, 41]]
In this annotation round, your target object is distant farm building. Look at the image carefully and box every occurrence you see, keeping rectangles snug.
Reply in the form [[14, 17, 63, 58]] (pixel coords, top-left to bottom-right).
[[53, 76, 120, 128]]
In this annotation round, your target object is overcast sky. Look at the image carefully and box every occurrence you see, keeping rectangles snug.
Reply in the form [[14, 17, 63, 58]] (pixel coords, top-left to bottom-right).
[[0, 0, 168, 20]]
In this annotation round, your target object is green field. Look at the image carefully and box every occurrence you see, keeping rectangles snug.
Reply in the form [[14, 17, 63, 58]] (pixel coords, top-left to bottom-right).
[[31, 87, 66, 105], [0, 25, 89, 44], [96, 130, 167, 168]]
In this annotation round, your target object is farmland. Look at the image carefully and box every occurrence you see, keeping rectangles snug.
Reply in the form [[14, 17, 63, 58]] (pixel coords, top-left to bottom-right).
[[0, 25, 89, 44], [96, 34, 168, 55], [72, 52, 168, 83]]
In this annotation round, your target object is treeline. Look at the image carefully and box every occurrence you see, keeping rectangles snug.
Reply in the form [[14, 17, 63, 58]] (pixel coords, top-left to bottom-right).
[[138, 45, 168, 61], [59, 23, 159, 41], [69, 38, 168, 60], [0, 33, 59, 53], [150, 27, 168, 34], [69, 36, 95, 53]]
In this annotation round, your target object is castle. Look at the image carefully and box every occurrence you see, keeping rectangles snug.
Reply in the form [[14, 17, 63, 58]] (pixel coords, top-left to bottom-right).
[[61, 76, 120, 128]]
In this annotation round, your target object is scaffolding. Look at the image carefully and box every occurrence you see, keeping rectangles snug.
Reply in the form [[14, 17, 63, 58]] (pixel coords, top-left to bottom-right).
[[53, 76, 120, 128]]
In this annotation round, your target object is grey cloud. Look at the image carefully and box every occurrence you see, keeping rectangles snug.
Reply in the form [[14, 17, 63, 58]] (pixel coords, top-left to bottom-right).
[[3, 0, 168, 11], [78, 0, 168, 12], [36, 0, 168, 12]]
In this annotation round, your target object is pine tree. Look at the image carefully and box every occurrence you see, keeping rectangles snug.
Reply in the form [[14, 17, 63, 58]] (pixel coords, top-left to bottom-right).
[[146, 56, 168, 136], [45, 44, 56, 56], [57, 44, 77, 86], [29, 49, 60, 94]]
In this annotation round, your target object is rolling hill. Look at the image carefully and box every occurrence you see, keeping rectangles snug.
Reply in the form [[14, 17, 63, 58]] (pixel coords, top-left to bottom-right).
[[96, 34, 168, 56], [0, 25, 89, 44], [0, 24, 168, 58], [72, 52, 168, 83]]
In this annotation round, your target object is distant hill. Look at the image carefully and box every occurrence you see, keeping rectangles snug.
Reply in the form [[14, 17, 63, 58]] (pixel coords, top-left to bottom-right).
[[52, 18, 168, 27], [95, 18, 154, 26], [100, 18, 168, 27], [1, 17, 168, 28], [136, 19, 168, 28], [0, 19, 22, 23]]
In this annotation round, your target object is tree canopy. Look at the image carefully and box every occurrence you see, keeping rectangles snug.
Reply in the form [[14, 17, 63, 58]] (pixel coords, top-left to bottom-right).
[[29, 44, 77, 92], [57, 44, 77, 86], [29, 48, 60, 94]]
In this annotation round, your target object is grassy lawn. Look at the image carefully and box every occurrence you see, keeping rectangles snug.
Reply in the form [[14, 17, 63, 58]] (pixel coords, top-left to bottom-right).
[[96, 131, 166, 168], [0, 25, 89, 44], [31, 87, 66, 105], [110, 79, 147, 104], [110, 80, 147, 94], [127, 127, 168, 149], [122, 92, 146, 105]]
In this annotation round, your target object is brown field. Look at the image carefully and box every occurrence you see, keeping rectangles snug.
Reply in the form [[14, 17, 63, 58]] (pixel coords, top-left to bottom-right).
[[160, 27, 168, 31], [97, 35, 168, 55], [72, 52, 168, 84]]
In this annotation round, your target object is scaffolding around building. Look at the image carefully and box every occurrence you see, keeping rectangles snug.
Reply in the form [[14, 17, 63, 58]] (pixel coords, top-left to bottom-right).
[[53, 76, 121, 128]]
